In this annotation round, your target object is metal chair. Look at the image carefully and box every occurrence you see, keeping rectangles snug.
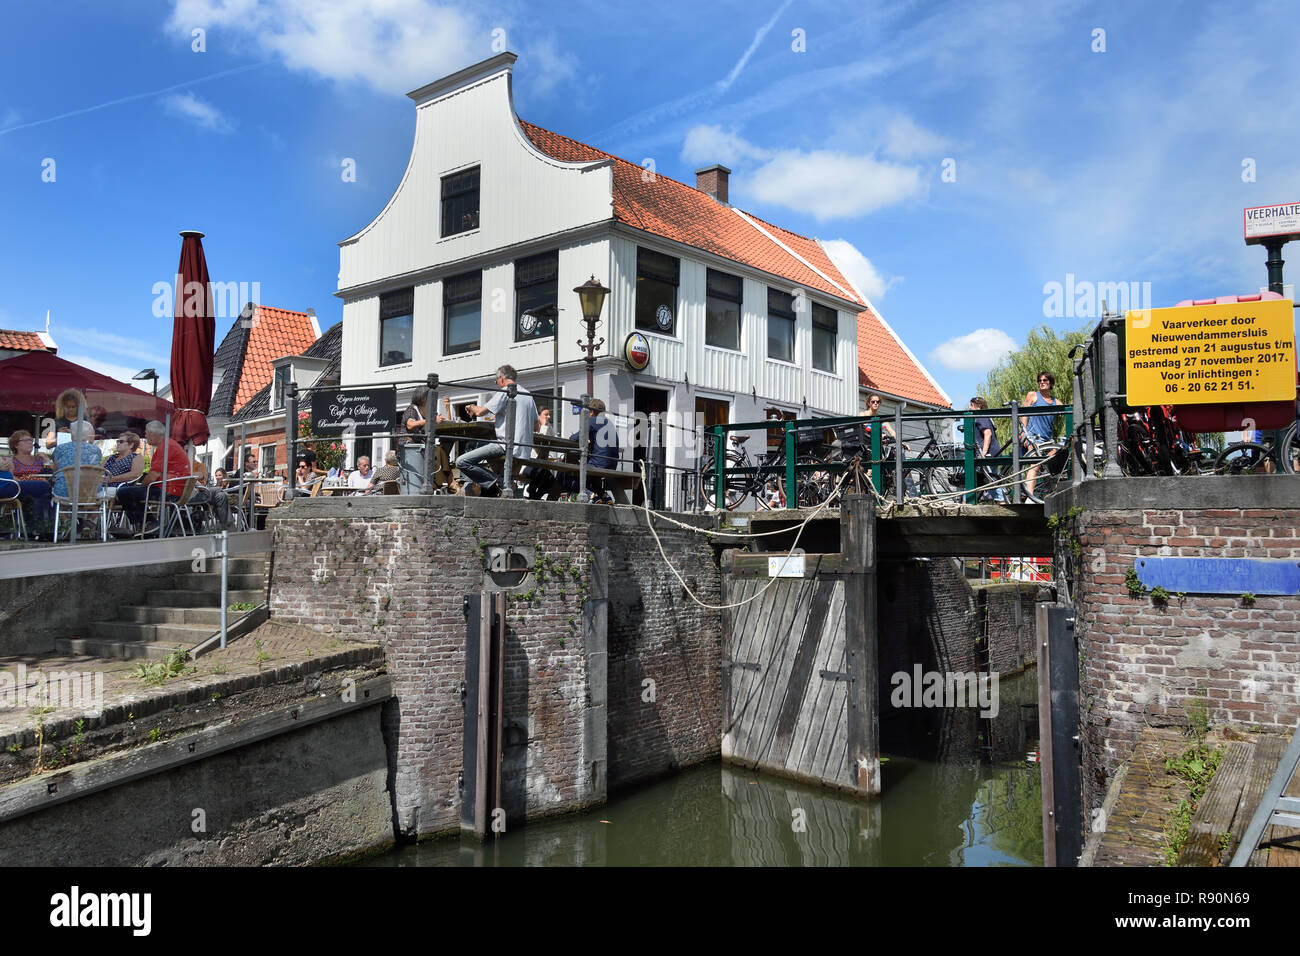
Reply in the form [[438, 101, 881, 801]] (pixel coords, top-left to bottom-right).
[[141, 475, 198, 537], [53, 465, 108, 542], [0, 485, 27, 540]]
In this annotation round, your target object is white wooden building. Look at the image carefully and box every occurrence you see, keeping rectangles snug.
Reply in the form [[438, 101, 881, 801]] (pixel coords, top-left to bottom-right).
[[338, 53, 948, 488]]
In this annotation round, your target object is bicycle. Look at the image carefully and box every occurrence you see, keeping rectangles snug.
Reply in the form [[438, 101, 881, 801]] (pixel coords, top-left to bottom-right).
[[698, 433, 791, 511]]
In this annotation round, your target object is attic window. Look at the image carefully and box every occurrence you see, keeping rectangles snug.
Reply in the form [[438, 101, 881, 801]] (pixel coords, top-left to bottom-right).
[[441, 166, 480, 237], [270, 365, 291, 412]]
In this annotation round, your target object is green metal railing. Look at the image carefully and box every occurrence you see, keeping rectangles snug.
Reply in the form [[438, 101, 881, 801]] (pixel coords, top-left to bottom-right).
[[708, 405, 1073, 509]]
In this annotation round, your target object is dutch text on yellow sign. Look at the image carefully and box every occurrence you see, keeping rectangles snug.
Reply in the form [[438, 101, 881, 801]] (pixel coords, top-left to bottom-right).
[[1125, 299, 1296, 405]]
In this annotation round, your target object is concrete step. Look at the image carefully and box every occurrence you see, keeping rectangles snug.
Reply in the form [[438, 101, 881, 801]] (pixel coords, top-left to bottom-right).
[[56, 638, 180, 661], [87, 620, 214, 645], [145, 588, 262, 608], [117, 605, 252, 627], [172, 572, 265, 592]]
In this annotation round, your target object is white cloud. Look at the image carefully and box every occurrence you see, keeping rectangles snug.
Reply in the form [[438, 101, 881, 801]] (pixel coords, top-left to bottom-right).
[[929, 328, 1017, 372], [681, 124, 770, 167], [821, 239, 896, 302], [749, 149, 924, 220], [55, 327, 169, 368], [882, 115, 950, 159], [58, 352, 167, 389], [166, 0, 487, 95], [161, 91, 234, 132]]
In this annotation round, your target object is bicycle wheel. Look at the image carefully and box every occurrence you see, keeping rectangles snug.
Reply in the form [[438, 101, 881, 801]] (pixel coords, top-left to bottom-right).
[[778, 454, 834, 509], [1213, 442, 1272, 476], [1278, 423, 1300, 474], [699, 453, 751, 510], [922, 443, 966, 499]]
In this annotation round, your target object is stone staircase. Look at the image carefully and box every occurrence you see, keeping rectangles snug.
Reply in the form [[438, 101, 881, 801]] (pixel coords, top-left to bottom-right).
[[57, 555, 268, 661]]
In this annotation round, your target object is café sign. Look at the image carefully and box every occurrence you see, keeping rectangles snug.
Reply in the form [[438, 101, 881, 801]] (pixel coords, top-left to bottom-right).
[[309, 386, 396, 436]]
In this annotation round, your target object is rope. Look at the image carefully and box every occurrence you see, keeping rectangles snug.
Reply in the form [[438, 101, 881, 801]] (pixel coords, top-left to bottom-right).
[[633, 460, 850, 610]]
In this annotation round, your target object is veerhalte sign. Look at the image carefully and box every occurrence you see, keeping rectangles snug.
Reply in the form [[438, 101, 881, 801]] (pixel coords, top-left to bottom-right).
[[309, 387, 396, 436], [1244, 202, 1300, 244], [1124, 298, 1296, 405]]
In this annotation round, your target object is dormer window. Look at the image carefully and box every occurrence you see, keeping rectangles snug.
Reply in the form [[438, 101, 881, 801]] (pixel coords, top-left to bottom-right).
[[270, 364, 291, 412], [441, 166, 480, 237]]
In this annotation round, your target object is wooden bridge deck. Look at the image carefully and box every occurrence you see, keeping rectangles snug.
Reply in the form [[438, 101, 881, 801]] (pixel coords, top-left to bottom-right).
[[741, 503, 1052, 558]]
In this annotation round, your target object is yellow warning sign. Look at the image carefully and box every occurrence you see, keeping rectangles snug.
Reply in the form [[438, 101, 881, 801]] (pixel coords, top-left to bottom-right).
[[1125, 299, 1296, 405]]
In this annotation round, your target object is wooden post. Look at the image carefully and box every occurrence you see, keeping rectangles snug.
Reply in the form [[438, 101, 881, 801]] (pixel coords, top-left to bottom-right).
[[841, 494, 879, 794]]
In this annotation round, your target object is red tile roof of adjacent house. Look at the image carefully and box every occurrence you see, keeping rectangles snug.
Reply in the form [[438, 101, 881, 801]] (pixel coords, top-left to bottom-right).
[[518, 120, 950, 409], [0, 330, 49, 353], [234, 305, 319, 409], [857, 304, 950, 407]]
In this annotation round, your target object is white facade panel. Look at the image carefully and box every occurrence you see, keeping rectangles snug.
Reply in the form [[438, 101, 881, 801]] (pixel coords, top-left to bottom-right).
[[338, 68, 612, 293]]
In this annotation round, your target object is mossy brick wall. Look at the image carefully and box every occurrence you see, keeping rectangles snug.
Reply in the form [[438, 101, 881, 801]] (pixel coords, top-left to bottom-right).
[[1051, 478, 1300, 811], [266, 497, 721, 837]]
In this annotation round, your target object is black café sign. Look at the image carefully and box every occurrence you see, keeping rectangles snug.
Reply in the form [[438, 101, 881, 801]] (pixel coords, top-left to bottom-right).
[[309, 387, 396, 436]]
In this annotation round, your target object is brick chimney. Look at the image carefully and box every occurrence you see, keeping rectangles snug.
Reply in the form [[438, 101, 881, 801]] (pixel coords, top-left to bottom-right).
[[695, 164, 731, 204]]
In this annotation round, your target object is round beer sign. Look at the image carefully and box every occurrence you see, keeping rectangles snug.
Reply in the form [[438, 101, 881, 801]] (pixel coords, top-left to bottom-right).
[[624, 332, 651, 371]]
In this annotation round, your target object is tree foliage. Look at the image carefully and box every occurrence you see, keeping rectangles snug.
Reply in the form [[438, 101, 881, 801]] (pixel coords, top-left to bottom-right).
[[976, 323, 1090, 440]]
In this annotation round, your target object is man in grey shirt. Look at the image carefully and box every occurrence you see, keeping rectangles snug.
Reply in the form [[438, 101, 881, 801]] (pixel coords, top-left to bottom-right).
[[455, 364, 537, 497]]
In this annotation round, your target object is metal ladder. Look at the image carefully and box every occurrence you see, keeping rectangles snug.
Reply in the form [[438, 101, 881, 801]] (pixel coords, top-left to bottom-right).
[[1231, 722, 1300, 866]]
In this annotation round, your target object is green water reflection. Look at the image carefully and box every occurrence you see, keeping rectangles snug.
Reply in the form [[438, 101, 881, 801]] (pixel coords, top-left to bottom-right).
[[362, 670, 1042, 867]]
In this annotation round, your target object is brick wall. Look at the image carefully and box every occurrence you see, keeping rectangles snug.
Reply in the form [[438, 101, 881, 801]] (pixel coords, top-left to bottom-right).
[[606, 520, 722, 790], [976, 582, 1042, 675], [1052, 478, 1300, 810], [267, 496, 721, 837]]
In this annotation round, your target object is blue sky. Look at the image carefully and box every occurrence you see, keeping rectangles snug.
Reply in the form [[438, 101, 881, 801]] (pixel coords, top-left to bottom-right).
[[2, 0, 1298, 404]]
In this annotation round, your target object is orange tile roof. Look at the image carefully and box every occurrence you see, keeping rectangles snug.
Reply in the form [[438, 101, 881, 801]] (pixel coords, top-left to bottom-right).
[[520, 121, 854, 302], [857, 304, 950, 407], [0, 330, 48, 352], [519, 120, 948, 408], [234, 305, 319, 409]]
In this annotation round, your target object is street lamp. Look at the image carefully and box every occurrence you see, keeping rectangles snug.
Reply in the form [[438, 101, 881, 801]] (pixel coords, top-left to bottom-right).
[[133, 368, 159, 396], [573, 276, 609, 398]]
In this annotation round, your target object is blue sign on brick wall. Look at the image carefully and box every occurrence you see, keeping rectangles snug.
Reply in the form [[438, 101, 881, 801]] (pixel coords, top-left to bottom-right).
[[1135, 557, 1300, 595]]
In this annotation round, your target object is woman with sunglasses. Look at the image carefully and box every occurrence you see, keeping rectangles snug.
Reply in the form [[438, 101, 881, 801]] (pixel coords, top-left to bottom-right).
[[1020, 372, 1063, 503], [864, 394, 910, 450]]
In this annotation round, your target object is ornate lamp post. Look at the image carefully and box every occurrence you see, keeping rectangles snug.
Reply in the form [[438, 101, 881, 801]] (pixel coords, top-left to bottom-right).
[[573, 276, 609, 398]]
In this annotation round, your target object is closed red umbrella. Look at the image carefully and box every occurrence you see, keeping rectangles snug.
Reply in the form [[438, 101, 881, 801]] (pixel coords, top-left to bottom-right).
[[169, 229, 215, 446]]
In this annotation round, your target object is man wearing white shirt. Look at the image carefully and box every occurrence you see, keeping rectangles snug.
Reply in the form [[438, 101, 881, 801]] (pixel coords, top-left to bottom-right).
[[348, 456, 373, 489], [456, 365, 537, 497]]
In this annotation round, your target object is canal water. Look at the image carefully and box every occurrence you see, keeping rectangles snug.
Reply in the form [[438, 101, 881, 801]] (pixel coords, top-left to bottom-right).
[[361, 669, 1041, 867]]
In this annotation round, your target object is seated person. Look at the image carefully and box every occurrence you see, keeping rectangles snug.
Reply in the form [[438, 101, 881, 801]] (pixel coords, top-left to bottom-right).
[[284, 460, 319, 498], [560, 399, 621, 501], [51, 420, 103, 498], [212, 468, 228, 488], [8, 429, 53, 527], [365, 451, 402, 494], [116, 420, 189, 535], [348, 456, 374, 489], [100, 431, 145, 495]]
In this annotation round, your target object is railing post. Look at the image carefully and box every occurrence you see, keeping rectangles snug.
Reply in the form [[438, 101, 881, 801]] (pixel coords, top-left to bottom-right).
[[285, 383, 298, 499], [1102, 329, 1122, 478], [159, 412, 171, 539], [71, 397, 85, 543], [1080, 352, 1095, 483], [650, 412, 666, 510], [712, 424, 725, 511], [962, 409, 976, 504], [1072, 360, 1086, 486], [784, 420, 796, 509], [219, 529, 229, 650], [1064, 410, 1074, 484], [424, 373, 438, 494], [1010, 400, 1021, 504], [502, 383, 516, 499], [894, 405, 905, 506], [870, 413, 882, 494]]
